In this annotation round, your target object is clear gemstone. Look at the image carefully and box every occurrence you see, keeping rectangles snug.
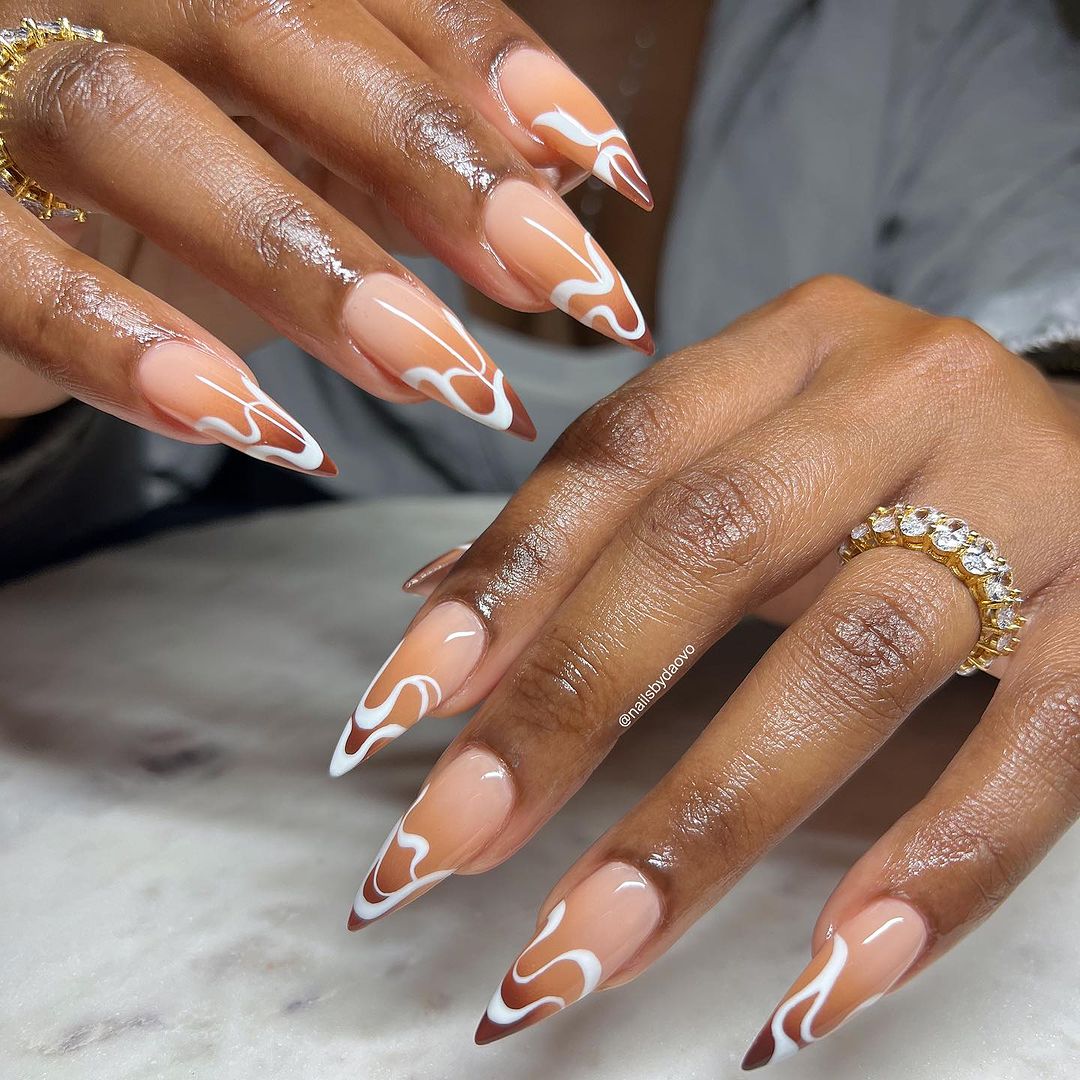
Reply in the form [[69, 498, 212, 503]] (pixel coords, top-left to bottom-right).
[[996, 605, 1017, 630], [871, 510, 897, 533], [992, 632, 1015, 652], [851, 523, 870, 541], [900, 506, 936, 537], [983, 572, 1011, 601], [961, 539, 997, 575], [931, 518, 969, 552]]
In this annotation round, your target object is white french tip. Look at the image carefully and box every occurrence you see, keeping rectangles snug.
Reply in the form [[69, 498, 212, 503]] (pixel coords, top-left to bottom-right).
[[328, 721, 357, 778]]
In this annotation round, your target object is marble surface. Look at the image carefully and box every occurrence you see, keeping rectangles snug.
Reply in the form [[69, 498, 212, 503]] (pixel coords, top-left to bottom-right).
[[1, 496, 1078, 1080]]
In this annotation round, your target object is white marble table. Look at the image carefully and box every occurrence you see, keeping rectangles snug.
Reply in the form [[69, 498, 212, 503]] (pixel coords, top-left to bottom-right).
[[1, 497, 1077, 1080]]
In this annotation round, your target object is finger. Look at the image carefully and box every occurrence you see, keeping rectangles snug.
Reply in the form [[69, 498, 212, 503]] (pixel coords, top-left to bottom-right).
[[93, 0, 650, 345], [4, 38, 535, 437], [0, 197, 334, 474], [472, 545, 982, 1044], [362, 0, 654, 208], [329, 279, 844, 775], [750, 598, 1080, 1068]]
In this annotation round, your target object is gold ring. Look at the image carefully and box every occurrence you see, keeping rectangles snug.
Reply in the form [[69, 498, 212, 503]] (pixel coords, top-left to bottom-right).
[[838, 504, 1026, 676], [0, 18, 105, 221]]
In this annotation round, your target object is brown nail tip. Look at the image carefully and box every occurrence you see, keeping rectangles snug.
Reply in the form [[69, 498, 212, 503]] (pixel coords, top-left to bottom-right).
[[401, 544, 472, 594], [637, 327, 657, 356], [346, 907, 366, 932], [740, 1030, 774, 1071], [473, 1016, 506, 1046], [506, 384, 538, 441]]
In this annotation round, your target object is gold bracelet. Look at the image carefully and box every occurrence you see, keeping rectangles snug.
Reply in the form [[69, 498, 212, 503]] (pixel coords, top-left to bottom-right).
[[839, 504, 1026, 676], [0, 18, 105, 222]]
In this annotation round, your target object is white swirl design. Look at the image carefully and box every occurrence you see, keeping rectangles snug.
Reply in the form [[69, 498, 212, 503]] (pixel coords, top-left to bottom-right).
[[352, 784, 454, 921], [328, 640, 443, 777], [483, 901, 603, 1027], [194, 372, 325, 472], [767, 933, 849, 1064], [525, 218, 647, 343], [532, 106, 650, 203], [374, 299, 514, 431]]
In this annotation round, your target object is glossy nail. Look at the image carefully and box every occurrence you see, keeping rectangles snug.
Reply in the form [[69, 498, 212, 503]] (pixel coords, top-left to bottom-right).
[[742, 898, 928, 1070], [136, 341, 336, 476], [344, 273, 535, 439], [484, 179, 653, 353], [476, 862, 662, 1044], [499, 49, 653, 211], [349, 745, 514, 929], [401, 543, 472, 597], [329, 601, 486, 776]]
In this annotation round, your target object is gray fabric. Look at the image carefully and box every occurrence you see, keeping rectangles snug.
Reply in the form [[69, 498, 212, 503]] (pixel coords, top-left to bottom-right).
[[4, 0, 1080, 562]]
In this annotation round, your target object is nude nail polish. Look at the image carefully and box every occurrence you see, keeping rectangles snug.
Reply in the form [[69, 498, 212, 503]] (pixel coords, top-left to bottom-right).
[[475, 862, 663, 1044], [742, 898, 928, 1070], [136, 341, 336, 476], [483, 179, 653, 353], [343, 273, 535, 439], [401, 543, 472, 597], [329, 601, 486, 776], [499, 49, 653, 211], [349, 745, 514, 929]]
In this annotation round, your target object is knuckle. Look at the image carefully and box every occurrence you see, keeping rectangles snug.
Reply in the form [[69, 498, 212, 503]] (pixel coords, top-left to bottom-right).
[[377, 77, 483, 176], [232, 188, 322, 269], [507, 624, 614, 742], [193, 0, 297, 34], [782, 273, 868, 311], [554, 384, 683, 485], [632, 462, 781, 583], [899, 314, 1004, 386], [17, 42, 151, 157]]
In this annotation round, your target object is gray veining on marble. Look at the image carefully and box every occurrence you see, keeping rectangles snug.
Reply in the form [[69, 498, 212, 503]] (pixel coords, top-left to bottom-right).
[[1, 497, 1077, 1079]]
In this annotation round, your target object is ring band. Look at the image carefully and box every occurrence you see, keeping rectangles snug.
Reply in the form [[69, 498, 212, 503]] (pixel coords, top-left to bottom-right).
[[838, 504, 1026, 676], [0, 18, 105, 221]]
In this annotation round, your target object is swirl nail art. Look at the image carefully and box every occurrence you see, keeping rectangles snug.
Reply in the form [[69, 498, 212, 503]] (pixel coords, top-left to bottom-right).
[[349, 746, 513, 929], [476, 862, 662, 1044], [742, 899, 927, 1070]]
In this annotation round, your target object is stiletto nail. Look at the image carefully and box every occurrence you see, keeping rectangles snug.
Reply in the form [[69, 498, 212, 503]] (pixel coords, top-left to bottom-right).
[[136, 342, 336, 476], [742, 898, 928, 1070], [402, 543, 472, 597], [349, 745, 514, 929], [499, 49, 653, 211], [329, 601, 486, 776], [475, 861, 662, 1044], [344, 273, 535, 439], [484, 179, 653, 353]]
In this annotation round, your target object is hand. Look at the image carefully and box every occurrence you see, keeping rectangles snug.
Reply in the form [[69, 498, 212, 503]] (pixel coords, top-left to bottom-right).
[[331, 275, 1080, 1064], [0, 3, 654, 470]]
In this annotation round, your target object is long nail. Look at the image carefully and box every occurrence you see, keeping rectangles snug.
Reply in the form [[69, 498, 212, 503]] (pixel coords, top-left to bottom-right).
[[344, 273, 535, 440], [329, 601, 486, 776], [742, 898, 927, 1070], [402, 543, 472, 597], [136, 342, 336, 476], [475, 862, 662, 1044], [499, 50, 653, 211], [484, 179, 653, 353], [349, 745, 514, 929]]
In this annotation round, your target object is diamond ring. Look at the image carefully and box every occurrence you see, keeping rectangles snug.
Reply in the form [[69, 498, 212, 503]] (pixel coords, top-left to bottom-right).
[[838, 504, 1026, 676], [0, 18, 106, 221]]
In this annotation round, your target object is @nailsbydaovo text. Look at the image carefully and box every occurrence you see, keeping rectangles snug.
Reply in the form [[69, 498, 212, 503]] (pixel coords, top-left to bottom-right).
[[619, 645, 696, 728]]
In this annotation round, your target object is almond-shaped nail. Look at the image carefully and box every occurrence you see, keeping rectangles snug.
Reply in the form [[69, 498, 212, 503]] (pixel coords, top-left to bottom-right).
[[402, 543, 472, 597], [499, 49, 653, 211], [329, 601, 485, 776], [742, 898, 928, 1070], [484, 179, 653, 353], [349, 745, 514, 929], [344, 273, 535, 439], [475, 862, 662, 1044], [136, 342, 336, 476]]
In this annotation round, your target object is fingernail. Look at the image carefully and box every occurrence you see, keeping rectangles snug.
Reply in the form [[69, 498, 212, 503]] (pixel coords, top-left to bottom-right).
[[402, 543, 472, 597], [349, 745, 514, 929], [343, 273, 535, 440], [329, 601, 486, 776], [136, 342, 336, 476], [742, 898, 927, 1070], [499, 49, 653, 211], [475, 861, 662, 1044], [484, 179, 653, 353]]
